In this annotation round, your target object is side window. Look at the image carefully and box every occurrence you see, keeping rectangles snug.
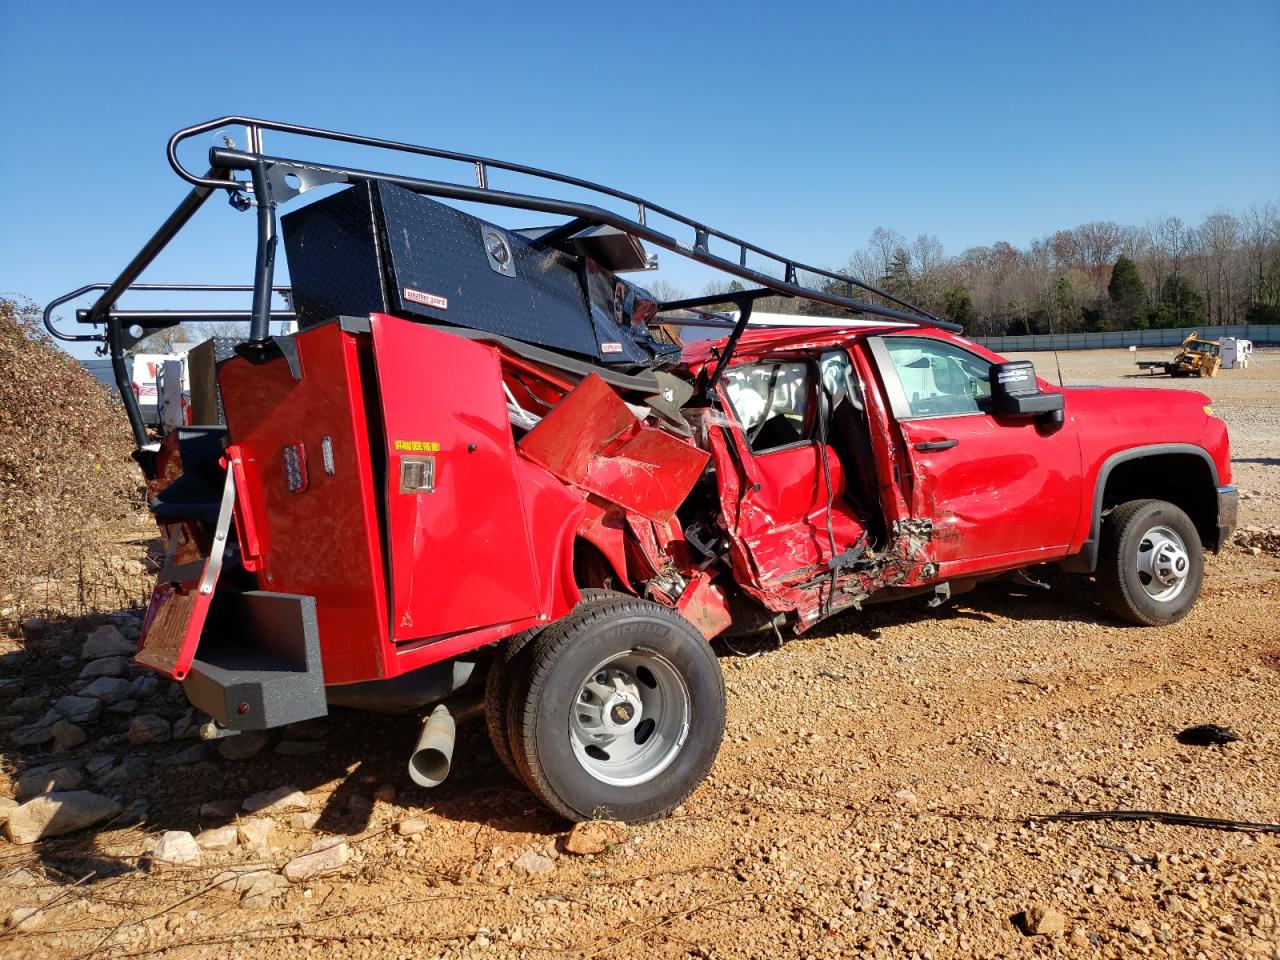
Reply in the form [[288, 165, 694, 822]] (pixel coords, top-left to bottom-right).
[[882, 337, 993, 418], [722, 361, 814, 453]]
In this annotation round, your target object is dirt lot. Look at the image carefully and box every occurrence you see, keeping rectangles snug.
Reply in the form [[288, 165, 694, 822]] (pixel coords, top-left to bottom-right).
[[0, 347, 1277, 960]]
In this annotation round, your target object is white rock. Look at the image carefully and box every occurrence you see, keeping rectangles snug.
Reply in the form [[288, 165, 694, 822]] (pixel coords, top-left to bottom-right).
[[238, 818, 275, 856], [242, 786, 310, 814], [0, 798, 18, 824], [81, 625, 135, 660], [282, 840, 349, 882], [5, 907, 43, 930], [5, 791, 122, 843], [195, 825, 239, 851], [15, 764, 85, 800], [396, 817, 427, 837], [513, 849, 555, 875], [152, 830, 202, 866]]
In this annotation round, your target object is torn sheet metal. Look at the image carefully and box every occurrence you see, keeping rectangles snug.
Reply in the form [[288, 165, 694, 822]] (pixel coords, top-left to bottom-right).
[[519, 373, 708, 524]]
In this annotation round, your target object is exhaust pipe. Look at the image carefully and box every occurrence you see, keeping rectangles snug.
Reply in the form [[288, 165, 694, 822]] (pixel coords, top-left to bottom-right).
[[407, 696, 482, 788]]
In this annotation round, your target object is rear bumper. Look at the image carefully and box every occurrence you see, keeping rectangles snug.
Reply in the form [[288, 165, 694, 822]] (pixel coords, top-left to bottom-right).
[[181, 590, 328, 731], [1212, 484, 1238, 554]]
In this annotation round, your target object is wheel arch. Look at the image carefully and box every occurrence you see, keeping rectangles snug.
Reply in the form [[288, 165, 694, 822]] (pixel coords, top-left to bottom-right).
[[1062, 443, 1220, 573]]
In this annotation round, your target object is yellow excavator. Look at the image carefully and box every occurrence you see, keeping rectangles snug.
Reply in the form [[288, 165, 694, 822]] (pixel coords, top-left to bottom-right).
[[1136, 331, 1222, 378]]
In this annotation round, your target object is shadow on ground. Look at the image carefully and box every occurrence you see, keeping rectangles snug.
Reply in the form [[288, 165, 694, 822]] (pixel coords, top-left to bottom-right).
[[0, 567, 1110, 886]]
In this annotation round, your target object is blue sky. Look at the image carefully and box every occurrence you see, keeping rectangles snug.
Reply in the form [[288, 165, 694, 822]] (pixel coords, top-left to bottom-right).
[[2, 0, 1277, 358]]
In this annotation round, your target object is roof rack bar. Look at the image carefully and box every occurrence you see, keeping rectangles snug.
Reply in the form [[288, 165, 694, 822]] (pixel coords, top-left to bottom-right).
[[84, 168, 233, 327], [208, 146, 959, 331], [168, 117, 944, 325], [77, 310, 297, 328]]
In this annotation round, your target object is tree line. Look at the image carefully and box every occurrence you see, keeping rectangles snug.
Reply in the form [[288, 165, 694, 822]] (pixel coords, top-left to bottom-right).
[[691, 202, 1280, 336]]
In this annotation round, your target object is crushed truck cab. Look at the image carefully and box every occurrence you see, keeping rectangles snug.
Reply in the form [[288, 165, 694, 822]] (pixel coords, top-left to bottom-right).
[[46, 117, 1235, 823]]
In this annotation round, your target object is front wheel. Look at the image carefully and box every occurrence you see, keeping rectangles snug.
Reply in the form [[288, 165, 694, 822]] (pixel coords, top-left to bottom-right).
[[1097, 499, 1204, 626], [505, 596, 725, 823]]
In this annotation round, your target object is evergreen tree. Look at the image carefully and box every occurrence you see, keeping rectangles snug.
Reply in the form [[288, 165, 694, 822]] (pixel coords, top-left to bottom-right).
[[1107, 255, 1147, 328], [942, 285, 975, 332]]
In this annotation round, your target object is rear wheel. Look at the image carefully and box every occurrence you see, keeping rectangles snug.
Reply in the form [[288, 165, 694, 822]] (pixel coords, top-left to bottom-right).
[[483, 589, 612, 778], [506, 596, 725, 822], [1097, 498, 1203, 626]]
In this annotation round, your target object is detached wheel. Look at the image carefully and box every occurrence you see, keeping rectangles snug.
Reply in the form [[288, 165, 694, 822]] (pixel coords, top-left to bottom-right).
[[484, 589, 613, 778], [1097, 499, 1203, 626], [506, 597, 725, 823]]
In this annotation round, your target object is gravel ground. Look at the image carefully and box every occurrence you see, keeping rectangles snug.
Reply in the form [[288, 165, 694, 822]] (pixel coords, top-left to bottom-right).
[[0, 347, 1276, 960]]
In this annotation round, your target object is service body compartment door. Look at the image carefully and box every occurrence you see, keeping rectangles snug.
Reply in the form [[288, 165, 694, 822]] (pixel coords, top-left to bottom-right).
[[371, 314, 541, 640]]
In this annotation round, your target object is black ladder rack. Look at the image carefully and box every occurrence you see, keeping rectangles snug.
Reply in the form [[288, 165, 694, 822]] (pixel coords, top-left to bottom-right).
[[45, 116, 959, 445]]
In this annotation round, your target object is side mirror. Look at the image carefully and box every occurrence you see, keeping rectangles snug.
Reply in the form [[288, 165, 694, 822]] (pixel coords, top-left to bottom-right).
[[989, 361, 1065, 425]]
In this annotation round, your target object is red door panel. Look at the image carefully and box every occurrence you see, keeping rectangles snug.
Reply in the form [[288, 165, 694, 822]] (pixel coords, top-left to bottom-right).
[[370, 314, 541, 640], [897, 413, 1082, 572]]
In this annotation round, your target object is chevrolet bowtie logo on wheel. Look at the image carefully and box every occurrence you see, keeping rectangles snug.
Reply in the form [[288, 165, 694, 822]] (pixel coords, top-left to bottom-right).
[[611, 702, 634, 724]]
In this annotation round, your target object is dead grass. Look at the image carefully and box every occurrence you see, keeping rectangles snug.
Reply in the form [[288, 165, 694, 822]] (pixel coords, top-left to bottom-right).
[[0, 297, 148, 630]]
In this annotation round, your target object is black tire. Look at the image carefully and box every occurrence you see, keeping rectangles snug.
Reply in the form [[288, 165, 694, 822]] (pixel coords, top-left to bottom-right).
[[506, 596, 725, 823], [1097, 498, 1204, 626], [483, 589, 614, 779]]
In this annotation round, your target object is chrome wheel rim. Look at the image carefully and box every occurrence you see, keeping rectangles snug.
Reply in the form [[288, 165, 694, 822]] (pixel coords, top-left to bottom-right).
[[569, 650, 690, 787], [1136, 524, 1191, 602]]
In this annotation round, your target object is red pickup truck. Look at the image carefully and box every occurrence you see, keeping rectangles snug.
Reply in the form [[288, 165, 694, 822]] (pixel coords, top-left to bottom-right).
[[46, 118, 1236, 824]]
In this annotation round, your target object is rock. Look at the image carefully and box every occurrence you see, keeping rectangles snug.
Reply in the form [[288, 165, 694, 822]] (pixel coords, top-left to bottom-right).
[[1129, 919, 1153, 940], [289, 812, 321, 830], [79, 676, 132, 703], [564, 820, 628, 855], [396, 817, 427, 837], [2, 867, 42, 887], [373, 783, 396, 802], [242, 786, 310, 814], [239, 871, 289, 909], [345, 794, 373, 819], [1021, 903, 1068, 936], [15, 764, 85, 799], [152, 830, 202, 866], [84, 755, 116, 778], [10, 723, 53, 746], [53, 695, 102, 724], [196, 825, 239, 851], [513, 849, 556, 875], [130, 675, 159, 699], [282, 840, 349, 882], [51, 720, 86, 752], [6, 907, 43, 930], [5, 791, 122, 843], [198, 799, 238, 819], [891, 789, 919, 808], [158, 744, 207, 766], [0, 798, 18, 823], [128, 714, 171, 745], [274, 739, 325, 756], [81, 625, 134, 660], [238, 818, 275, 856], [80, 656, 128, 680], [218, 732, 268, 761], [107, 699, 139, 715], [94, 757, 148, 788], [11, 696, 45, 712]]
